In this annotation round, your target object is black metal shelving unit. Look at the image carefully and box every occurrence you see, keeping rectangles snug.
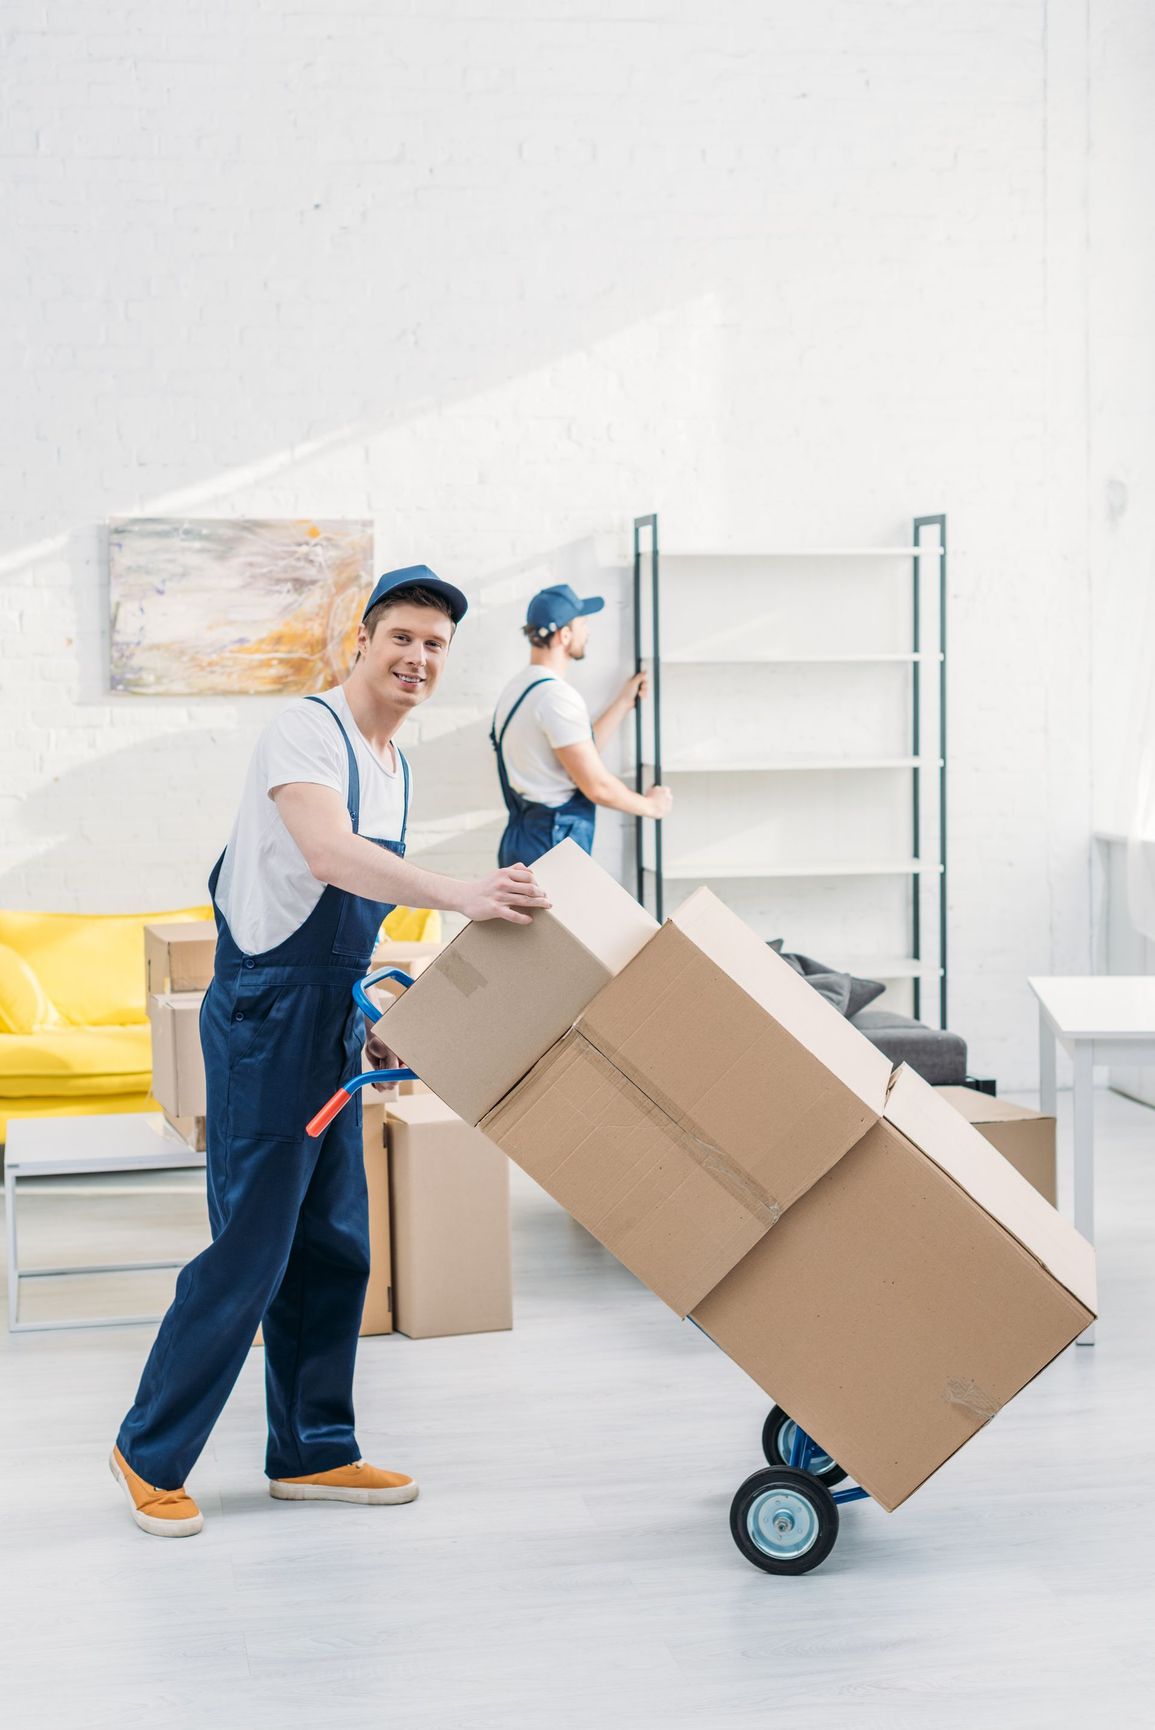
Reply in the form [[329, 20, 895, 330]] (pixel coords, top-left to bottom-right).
[[632, 513, 949, 1027]]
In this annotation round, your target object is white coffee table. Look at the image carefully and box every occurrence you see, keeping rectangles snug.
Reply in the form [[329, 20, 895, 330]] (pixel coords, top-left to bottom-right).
[[5, 1112, 206, 1333], [1028, 975, 1155, 1344]]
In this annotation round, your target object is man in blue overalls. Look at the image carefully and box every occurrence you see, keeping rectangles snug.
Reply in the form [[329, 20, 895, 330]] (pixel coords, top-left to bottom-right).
[[491, 583, 673, 868], [112, 567, 549, 1538]]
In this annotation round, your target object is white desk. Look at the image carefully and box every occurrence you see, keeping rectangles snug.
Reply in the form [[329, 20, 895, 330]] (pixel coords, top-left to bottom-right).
[[1028, 975, 1155, 1344], [5, 1112, 205, 1333]]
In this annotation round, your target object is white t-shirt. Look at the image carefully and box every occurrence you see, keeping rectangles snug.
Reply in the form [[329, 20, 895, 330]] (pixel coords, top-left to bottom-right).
[[492, 667, 593, 809], [215, 686, 409, 955]]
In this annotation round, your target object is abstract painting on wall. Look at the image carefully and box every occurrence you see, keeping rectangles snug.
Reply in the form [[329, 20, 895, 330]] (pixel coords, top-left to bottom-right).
[[109, 518, 374, 695]]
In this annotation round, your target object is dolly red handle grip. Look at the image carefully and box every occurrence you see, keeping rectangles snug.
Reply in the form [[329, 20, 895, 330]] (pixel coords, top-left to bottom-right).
[[306, 1088, 351, 1138]]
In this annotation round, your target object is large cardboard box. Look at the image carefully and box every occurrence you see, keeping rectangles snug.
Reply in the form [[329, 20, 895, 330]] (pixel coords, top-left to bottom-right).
[[378, 840, 657, 1123], [935, 1086, 1057, 1205], [147, 992, 207, 1118], [482, 890, 892, 1316], [693, 1067, 1094, 1510], [144, 921, 217, 996], [387, 1095, 511, 1338]]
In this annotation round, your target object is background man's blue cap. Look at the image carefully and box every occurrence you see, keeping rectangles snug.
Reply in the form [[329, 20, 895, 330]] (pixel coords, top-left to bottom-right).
[[362, 564, 469, 624], [526, 583, 605, 632]]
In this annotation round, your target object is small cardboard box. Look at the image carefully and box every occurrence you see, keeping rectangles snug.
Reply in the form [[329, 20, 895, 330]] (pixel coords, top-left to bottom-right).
[[377, 840, 657, 1124], [692, 1067, 1095, 1511], [163, 1109, 206, 1153], [148, 992, 207, 1118], [144, 921, 216, 997], [935, 1087, 1057, 1205], [387, 1095, 511, 1339]]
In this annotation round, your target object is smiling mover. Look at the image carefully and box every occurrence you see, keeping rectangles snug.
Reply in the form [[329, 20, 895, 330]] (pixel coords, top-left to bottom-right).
[[111, 566, 549, 1537]]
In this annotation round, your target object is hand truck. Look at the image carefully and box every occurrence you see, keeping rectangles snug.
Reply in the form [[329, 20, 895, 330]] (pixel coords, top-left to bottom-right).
[[307, 966, 868, 1575]]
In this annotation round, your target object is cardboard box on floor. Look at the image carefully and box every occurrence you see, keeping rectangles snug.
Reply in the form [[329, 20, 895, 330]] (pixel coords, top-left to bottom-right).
[[935, 1086, 1057, 1205], [148, 993, 207, 1118], [377, 840, 1096, 1511], [144, 921, 217, 996], [163, 1109, 206, 1153], [387, 1095, 511, 1338]]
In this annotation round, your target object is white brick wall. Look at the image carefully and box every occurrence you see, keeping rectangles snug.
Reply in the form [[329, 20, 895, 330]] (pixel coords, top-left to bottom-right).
[[1, 1, 1148, 1087], [1088, 2, 1155, 839]]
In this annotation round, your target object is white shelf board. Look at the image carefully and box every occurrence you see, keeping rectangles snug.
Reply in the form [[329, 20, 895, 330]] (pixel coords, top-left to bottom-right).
[[644, 547, 944, 560], [653, 651, 938, 666], [841, 959, 945, 980], [646, 756, 938, 775], [645, 860, 943, 881]]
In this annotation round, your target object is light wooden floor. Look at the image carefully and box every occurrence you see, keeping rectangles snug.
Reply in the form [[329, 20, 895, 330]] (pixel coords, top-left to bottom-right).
[[2, 1089, 1153, 1730]]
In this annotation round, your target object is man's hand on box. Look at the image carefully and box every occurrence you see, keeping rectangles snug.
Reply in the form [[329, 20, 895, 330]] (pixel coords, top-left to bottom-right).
[[460, 865, 551, 926], [364, 1029, 404, 1094]]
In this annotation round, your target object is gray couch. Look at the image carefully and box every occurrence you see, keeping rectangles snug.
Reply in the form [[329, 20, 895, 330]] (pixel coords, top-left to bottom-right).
[[770, 941, 969, 1087], [848, 1009, 968, 1085]]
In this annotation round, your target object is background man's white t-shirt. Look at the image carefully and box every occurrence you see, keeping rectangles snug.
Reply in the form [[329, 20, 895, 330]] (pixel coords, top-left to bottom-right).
[[492, 668, 593, 809], [215, 686, 408, 955]]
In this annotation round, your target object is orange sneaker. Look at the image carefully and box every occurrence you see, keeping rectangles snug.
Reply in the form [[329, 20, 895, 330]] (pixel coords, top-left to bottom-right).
[[268, 1460, 419, 1505], [110, 1445, 204, 1538]]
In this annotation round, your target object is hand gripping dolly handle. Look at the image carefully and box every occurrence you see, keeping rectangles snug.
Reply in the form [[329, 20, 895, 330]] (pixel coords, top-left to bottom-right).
[[305, 967, 418, 1138]]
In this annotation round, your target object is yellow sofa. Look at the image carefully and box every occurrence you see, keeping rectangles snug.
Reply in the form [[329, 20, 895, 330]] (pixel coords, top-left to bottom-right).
[[0, 903, 442, 1143], [0, 906, 212, 1142]]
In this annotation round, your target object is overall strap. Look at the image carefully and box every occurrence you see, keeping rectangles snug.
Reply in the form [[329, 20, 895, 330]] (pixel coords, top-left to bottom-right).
[[396, 749, 411, 847], [305, 696, 361, 835], [492, 676, 555, 752], [491, 676, 555, 809]]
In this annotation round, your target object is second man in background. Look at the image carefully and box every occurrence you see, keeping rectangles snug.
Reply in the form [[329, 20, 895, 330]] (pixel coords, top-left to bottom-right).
[[491, 583, 672, 867]]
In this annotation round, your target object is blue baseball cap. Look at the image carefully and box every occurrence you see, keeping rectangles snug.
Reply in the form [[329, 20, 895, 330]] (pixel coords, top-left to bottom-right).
[[362, 564, 469, 624], [526, 584, 605, 632]]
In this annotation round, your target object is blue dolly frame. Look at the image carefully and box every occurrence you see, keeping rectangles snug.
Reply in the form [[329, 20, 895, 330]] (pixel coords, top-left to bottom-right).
[[307, 968, 868, 1577]]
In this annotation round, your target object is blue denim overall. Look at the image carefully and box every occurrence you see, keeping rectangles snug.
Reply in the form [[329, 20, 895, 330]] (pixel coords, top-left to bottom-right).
[[117, 698, 409, 1489], [492, 677, 595, 868]]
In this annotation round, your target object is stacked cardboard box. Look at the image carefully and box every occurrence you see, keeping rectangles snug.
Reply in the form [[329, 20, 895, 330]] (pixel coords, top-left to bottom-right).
[[377, 841, 1096, 1512], [144, 922, 216, 1143]]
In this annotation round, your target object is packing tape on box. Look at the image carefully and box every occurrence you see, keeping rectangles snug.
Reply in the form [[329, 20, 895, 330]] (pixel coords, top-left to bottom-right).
[[590, 1041, 783, 1231], [943, 1377, 1000, 1423], [438, 948, 487, 999]]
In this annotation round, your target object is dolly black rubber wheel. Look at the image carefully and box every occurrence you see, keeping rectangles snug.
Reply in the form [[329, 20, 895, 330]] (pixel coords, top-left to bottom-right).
[[761, 1404, 847, 1488], [729, 1467, 840, 1576]]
